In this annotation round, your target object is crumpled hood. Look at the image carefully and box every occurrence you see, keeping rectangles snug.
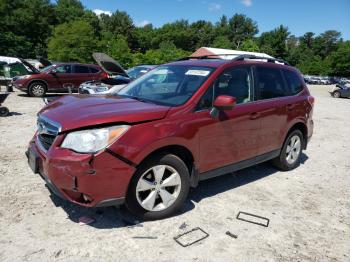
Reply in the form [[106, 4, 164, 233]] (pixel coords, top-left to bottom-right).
[[39, 95, 170, 132]]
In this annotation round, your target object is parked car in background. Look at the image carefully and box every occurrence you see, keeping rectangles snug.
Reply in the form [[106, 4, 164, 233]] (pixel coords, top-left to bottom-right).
[[126, 65, 156, 79], [329, 82, 350, 98], [12, 63, 107, 97], [79, 53, 156, 95], [26, 54, 314, 220]]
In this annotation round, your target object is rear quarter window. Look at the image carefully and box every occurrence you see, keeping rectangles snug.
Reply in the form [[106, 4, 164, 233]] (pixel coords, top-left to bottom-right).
[[283, 69, 304, 95]]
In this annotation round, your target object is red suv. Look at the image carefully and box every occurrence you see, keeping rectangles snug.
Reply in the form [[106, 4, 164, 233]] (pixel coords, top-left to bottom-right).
[[13, 63, 107, 97], [26, 55, 314, 220]]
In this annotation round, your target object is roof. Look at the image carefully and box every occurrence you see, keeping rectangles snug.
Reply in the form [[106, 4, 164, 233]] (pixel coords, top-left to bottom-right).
[[191, 47, 273, 60]]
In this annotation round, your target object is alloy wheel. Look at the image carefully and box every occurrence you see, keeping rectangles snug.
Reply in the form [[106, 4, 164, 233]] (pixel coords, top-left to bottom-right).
[[136, 165, 182, 212], [32, 84, 45, 96], [285, 135, 301, 165]]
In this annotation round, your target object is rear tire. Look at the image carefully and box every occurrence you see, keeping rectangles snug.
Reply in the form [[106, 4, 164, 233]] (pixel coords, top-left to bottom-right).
[[28, 82, 46, 97], [272, 130, 304, 171], [0, 107, 9, 117], [126, 154, 190, 220]]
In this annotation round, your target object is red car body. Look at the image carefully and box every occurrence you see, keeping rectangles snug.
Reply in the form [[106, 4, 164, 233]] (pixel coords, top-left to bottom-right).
[[13, 63, 108, 95], [26, 59, 314, 208]]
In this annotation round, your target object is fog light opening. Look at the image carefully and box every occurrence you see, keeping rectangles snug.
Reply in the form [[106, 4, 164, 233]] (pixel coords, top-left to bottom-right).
[[82, 194, 93, 203]]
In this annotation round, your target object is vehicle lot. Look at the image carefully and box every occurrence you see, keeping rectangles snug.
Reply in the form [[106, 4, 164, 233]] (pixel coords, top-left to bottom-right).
[[0, 86, 349, 261]]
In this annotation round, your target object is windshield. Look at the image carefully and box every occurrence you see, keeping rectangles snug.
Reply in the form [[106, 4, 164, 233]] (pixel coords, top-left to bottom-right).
[[118, 65, 215, 106], [40, 65, 55, 73]]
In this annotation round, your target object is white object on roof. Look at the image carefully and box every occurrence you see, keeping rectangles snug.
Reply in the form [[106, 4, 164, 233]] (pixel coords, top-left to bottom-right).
[[0, 56, 21, 64], [191, 47, 274, 60]]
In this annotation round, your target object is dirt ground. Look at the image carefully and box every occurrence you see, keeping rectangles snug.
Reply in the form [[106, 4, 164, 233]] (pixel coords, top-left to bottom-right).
[[0, 85, 349, 262]]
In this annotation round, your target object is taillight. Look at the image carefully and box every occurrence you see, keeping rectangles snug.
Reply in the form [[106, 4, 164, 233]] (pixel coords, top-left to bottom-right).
[[102, 72, 109, 78], [308, 96, 315, 107]]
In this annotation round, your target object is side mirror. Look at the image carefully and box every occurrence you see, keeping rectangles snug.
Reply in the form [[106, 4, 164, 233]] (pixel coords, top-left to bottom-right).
[[210, 95, 236, 118], [213, 95, 236, 110]]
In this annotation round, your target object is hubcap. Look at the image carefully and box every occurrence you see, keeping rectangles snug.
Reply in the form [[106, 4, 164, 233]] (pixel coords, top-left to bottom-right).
[[32, 85, 44, 96], [334, 92, 340, 98], [286, 135, 301, 165], [136, 165, 181, 212]]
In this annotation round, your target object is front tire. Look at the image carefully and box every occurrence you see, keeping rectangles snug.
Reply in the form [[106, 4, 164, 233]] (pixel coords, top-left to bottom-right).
[[126, 154, 190, 220], [333, 91, 341, 98], [273, 130, 304, 171], [28, 82, 46, 97]]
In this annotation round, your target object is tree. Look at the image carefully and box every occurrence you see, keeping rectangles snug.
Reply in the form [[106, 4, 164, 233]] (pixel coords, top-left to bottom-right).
[[0, 0, 55, 57], [212, 36, 233, 49], [313, 30, 342, 59], [100, 10, 136, 48], [154, 20, 195, 51], [190, 20, 215, 49], [329, 41, 350, 77], [240, 39, 260, 52], [228, 14, 259, 48], [54, 0, 85, 24], [141, 41, 189, 65], [47, 20, 97, 62], [259, 25, 290, 58], [99, 33, 133, 68]]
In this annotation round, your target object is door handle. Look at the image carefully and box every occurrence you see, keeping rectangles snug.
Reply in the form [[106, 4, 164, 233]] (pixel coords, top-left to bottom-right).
[[250, 112, 260, 120]]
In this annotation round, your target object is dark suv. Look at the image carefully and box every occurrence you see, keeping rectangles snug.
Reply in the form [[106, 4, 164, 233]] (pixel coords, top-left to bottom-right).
[[26, 55, 314, 220], [13, 63, 107, 97]]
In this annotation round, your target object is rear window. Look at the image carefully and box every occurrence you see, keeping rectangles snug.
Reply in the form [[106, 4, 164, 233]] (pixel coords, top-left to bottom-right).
[[74, 65, 90, 73], [255, 66, 287, 100], [283, 69, 304, 95]]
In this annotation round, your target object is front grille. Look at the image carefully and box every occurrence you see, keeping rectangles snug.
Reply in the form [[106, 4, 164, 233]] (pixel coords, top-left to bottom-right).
[[36, 115, 61, 151], [38, 134, 56, 151]]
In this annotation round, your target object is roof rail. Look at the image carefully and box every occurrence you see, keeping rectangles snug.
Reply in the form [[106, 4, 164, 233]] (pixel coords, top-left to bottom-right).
[[232, 54, 290, 66], [176, 54, 236, 61], [176, 54, 291, 66]]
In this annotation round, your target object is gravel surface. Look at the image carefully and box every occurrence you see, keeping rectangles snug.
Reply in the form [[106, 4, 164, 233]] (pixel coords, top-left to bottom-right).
[[0, 86, 349, 261]]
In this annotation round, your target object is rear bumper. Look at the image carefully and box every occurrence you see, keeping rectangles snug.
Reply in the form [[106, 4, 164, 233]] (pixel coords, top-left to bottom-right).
[[26, 137, 135, 207]]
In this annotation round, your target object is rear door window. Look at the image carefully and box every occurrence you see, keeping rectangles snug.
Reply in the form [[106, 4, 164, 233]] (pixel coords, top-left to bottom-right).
[[283, 69, 304, 95], [74, 65, 90, 74], [255, 66, 287, 100], [89, 67, 100, 73]]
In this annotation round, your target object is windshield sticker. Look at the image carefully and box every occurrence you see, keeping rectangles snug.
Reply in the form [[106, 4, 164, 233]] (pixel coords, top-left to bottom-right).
[[185, 70, 210, 76]]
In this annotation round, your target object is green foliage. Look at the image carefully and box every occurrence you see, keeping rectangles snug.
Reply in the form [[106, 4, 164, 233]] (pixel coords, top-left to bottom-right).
[[54, 0, 85, 24], [99, 33, 133, 68], [0, 0, 347, 76], [329, 41, 350, 77], [259, 25, 290, 58], [240, 39, 260, 52], [228, 14, 259, 48], [47, 20, 97, 63]]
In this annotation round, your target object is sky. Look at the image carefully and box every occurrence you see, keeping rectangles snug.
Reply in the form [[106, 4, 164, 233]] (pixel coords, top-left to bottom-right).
[[82, 0, 350, 39]]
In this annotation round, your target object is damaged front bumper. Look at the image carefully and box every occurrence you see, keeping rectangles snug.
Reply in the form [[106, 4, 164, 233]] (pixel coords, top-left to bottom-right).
[[26, 136, 136, 208]]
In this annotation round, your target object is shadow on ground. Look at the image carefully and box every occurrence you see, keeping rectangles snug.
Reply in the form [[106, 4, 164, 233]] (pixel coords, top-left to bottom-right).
[[49, 153, 309, 229]]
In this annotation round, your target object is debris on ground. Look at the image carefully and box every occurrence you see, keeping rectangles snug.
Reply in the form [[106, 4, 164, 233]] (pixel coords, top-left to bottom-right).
[[236, 211, 270, 227], [174, 227, 209, 247]]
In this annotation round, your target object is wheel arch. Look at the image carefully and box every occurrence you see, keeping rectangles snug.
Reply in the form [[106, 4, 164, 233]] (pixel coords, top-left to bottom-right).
[[27, 79, 48, 91], [135, 144, 198, 187], [286, 122, 308, 149]]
